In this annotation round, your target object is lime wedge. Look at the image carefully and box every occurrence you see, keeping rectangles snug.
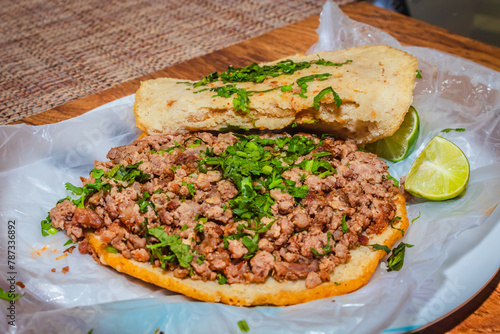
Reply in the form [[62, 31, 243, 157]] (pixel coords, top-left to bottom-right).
[[404, 135, 470, 201], [366, 106, 420, 162]]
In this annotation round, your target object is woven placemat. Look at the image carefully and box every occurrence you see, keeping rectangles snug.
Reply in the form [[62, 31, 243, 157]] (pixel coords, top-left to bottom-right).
[[0, 0, 355, 124]]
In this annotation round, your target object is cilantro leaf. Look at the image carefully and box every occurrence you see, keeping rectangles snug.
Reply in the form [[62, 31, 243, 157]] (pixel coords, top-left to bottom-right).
[[314, 58, 352, 67], [187, 183, 196, 197], [41, 212, 58, 237], [312, 87, 342, 110], [441, 128, 466, 133], [242, 234, 260, 259], [0, 288, 22, 302], [65, 183, 83, 196], [147, 227, 193, 269], [387, 242, 414, 272], [368, 244, 391, 254], [341, 214, 348, 233], [411, 212, 421, 224], [237, 320, 250, 332], [389, 216, 405, 235], [219, 124, 250, 132], [217, 273, 227, 285], [106, 246, 119, 253], [136, 191, 155, 214], [296, 73, 332, 98], [110, 162, 151, 184], [386, 174, 400, 187]]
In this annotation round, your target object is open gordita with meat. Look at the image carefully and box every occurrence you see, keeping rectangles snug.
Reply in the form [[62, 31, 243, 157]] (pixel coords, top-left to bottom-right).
[[46, 45, 416, 306]]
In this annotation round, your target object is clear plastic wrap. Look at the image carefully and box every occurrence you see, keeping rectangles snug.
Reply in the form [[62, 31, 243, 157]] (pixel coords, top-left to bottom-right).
[[1, 1, 499, 333]]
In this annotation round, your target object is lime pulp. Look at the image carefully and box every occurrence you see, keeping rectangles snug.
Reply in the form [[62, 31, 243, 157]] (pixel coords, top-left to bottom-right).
[[404, 135, 470, 201]]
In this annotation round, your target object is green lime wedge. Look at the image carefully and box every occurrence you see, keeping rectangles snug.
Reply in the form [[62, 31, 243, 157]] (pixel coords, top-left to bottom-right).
[[366, 106, 420, 162], [404, 135, 470, 201]]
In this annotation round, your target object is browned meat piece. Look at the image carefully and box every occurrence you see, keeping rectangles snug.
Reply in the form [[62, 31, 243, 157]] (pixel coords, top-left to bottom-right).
[[250, 251, 275, 282]]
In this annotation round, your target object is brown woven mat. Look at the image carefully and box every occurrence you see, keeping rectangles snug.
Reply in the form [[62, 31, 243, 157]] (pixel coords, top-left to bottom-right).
[[0, 0, 355, 124]]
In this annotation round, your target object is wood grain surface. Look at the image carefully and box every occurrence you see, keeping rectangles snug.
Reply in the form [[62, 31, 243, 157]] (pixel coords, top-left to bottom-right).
[[12, 1, 500, 333]]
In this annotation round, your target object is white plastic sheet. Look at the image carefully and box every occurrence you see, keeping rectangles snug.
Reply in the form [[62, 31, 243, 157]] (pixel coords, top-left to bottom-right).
[[1, 1, 499, 333]]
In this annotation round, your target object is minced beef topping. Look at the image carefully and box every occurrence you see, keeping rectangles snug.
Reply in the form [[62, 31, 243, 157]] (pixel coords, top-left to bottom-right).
[[49, 131, 400, 288]]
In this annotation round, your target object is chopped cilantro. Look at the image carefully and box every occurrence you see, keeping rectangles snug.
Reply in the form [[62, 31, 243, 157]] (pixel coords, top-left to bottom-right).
[[242, 234, 260, 259], [315, 57, 352, 67], [196, 254, 205, 265], [368, 244, 391, 254], [441, 128, 466, 133], [187, 183, 196, 197], [296, 73, 332, 98], [312, 87, 342, 110], [389, 216, 405, 236], [302, 119, 319, 124], [56, 195, 71, 204], [217, 273, 227, 285], [219, 124, 250, 132], [192, 58, 352, 88], [106, 246, 119, 253], [65, 183, 83, 196], [312, 152, 332, 158], [211, 85, 255, 125], [41, 212, 58, 236], [199, 134, 322, 225], [311, 232, 334, 256], [147, 227, 193, 269], [194, 223, 204, 233], [386, 174, 400, 187], [237, 320, 250, 332], [0, 288, 22, 302], [411, 212, 421, 224], [387, 242, 414, 272], [310, 248, 322, 256], [136, 191, 155, 214], [416, 69, 422, 79], [341, 214, 348, 233], [106, 162, 151, 184]]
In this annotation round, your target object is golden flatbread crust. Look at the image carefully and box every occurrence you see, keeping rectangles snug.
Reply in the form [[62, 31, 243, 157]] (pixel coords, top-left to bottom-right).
[[86, 193, 408, 306], [133, 45, 418, 144]]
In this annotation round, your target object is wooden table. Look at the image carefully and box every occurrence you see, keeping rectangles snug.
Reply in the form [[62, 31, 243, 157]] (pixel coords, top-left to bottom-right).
[[13, 1, 500, 333]]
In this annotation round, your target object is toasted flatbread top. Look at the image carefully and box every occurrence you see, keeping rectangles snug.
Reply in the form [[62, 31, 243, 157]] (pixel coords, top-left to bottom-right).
[[134, 45, 418, 144]]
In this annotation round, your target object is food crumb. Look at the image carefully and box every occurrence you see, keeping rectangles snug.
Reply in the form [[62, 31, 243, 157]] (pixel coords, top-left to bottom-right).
[[62, 266, 69, 274], [15, 281, 25, 289], [64, 246, 76, 254], [51, 268, 56, 273], [331, 299, 335, 302], [55, 253, 68, 261]]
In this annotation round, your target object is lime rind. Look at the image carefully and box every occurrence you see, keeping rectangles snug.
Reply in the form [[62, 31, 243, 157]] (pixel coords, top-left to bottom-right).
[[404, 135, 470, 201], [366, 106, 420, 162]]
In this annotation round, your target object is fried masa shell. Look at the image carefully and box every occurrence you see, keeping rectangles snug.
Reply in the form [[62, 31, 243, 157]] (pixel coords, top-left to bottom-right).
[[86, 193, 408, 306]]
